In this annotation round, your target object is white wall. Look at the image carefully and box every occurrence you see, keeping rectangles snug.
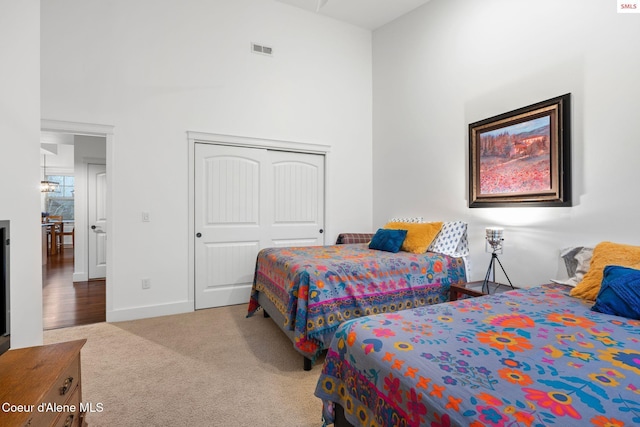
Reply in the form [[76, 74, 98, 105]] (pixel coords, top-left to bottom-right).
[[0, 0, 43, 348], [41, 145, 74, 174], [41, 0, 373, 321], [373, 0, 640, 285]]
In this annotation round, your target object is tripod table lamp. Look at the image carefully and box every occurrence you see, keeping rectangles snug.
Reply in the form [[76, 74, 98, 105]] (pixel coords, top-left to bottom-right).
[[482, 227, 514, 293]]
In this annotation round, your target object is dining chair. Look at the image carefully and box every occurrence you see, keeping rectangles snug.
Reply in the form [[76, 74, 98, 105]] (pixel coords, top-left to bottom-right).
[[46, 215, 63, 255], [61, 225, 75, 248]]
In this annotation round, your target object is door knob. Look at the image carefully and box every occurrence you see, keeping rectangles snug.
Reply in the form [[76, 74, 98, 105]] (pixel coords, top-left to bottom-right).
[[91, 225, 96, 230], [319, 229, 324, 234], [196, 232, 202, 238]]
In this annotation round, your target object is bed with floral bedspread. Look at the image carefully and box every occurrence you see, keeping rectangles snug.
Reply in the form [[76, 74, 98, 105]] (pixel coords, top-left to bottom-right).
[[247, 244, 467, 367], [315, 283, 640, 426]]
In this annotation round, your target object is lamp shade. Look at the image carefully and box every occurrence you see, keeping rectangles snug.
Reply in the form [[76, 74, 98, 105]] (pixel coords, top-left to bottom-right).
[[485, 227, 504, 253]]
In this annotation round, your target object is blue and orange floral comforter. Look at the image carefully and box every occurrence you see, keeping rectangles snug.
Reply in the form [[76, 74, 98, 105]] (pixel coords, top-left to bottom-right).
[[315, 284, 640, 427], [247, 244, 466, 360]]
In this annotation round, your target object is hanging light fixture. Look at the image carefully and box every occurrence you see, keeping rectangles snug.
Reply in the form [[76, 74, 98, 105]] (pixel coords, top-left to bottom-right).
[[41, 154, 59, 193]]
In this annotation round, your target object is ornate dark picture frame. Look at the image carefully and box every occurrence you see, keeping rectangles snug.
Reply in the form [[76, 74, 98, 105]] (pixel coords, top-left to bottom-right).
[[468, 93, 571, 208]]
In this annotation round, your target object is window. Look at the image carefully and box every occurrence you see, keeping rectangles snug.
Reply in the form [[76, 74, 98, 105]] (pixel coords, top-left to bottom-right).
[[45, 175, 74, 220]]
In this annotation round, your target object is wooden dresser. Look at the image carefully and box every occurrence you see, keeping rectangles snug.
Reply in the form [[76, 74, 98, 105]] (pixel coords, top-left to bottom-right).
[[0, 339, 87, 427]]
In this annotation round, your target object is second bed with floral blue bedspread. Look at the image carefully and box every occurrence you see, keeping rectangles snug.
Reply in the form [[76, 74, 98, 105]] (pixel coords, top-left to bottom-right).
[[315, 283, 640, 427]]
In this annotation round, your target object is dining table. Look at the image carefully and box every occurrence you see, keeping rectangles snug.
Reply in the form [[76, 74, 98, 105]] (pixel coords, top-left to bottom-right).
[[42, 219, 74, 257]]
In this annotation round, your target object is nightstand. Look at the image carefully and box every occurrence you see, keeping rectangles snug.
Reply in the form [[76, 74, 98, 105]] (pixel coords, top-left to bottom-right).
[[450, 281, 516, 301]]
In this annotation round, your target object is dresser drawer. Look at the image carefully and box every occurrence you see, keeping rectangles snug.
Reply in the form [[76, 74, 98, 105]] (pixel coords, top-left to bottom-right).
[[51, 385, 82, 427], [23, 354, 81, 427], [42, 353, 81, 407]]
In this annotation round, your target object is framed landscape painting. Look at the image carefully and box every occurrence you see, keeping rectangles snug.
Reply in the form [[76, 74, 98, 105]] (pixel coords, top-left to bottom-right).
[[468, 94, 571, 208]]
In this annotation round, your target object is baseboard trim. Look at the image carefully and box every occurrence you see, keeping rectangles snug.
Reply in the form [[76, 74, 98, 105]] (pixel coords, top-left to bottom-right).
[[106, 301, 193, 323], [72, 272, 89, 282]]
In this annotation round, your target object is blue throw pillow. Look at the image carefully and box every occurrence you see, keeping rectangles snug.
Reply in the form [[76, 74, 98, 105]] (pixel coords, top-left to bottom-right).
[[368, 228, 407, 253], [591, 265, 640, 320]]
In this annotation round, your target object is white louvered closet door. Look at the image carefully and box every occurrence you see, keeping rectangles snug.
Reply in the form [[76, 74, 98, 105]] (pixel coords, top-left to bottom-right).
[[194, 144, 324, 309]]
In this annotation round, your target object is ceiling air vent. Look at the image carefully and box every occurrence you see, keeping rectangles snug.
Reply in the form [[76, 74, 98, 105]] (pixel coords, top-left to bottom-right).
[[251, 42, 273, 56]]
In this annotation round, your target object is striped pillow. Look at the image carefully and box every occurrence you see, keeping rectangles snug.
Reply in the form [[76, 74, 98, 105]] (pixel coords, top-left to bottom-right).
[[388, 216, 424, 223]]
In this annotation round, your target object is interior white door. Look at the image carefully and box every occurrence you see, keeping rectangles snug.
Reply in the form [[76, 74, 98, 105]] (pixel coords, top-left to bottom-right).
[[195, 144, 268, 309], [268, 150, 325, 247], [194, 144, 325, 309], [88, 163, 107, 279]]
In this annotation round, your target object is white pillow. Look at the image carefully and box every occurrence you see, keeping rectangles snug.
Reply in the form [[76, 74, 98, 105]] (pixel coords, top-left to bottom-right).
[[428, 221, 469, 257], [551, 246, 593, 287]]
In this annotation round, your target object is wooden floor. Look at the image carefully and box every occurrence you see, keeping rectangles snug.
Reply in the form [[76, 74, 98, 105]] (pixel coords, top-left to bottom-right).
[[42, 246, 106, 330]]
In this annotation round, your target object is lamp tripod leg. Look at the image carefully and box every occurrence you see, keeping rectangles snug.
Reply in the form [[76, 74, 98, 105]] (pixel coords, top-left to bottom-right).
[[482, 255, 496, 293], [493, 255, 514, 289]]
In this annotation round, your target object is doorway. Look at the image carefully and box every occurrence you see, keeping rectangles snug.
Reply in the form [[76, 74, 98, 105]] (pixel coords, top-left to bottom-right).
[[41, 120, 112, 329], [42, 246, 105, 330]]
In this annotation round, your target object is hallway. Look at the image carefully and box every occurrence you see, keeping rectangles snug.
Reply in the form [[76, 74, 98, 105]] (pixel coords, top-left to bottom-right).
[[42, 248, 105, 330]]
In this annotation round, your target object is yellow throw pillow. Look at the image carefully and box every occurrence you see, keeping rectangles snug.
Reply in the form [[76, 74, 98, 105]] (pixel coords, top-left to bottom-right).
[[383, 221, 443, 254], [570, 241, 640, 301]]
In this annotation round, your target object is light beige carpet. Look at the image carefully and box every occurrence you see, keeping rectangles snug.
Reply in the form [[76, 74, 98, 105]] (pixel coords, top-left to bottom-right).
[[44, 304, 326, 426]]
